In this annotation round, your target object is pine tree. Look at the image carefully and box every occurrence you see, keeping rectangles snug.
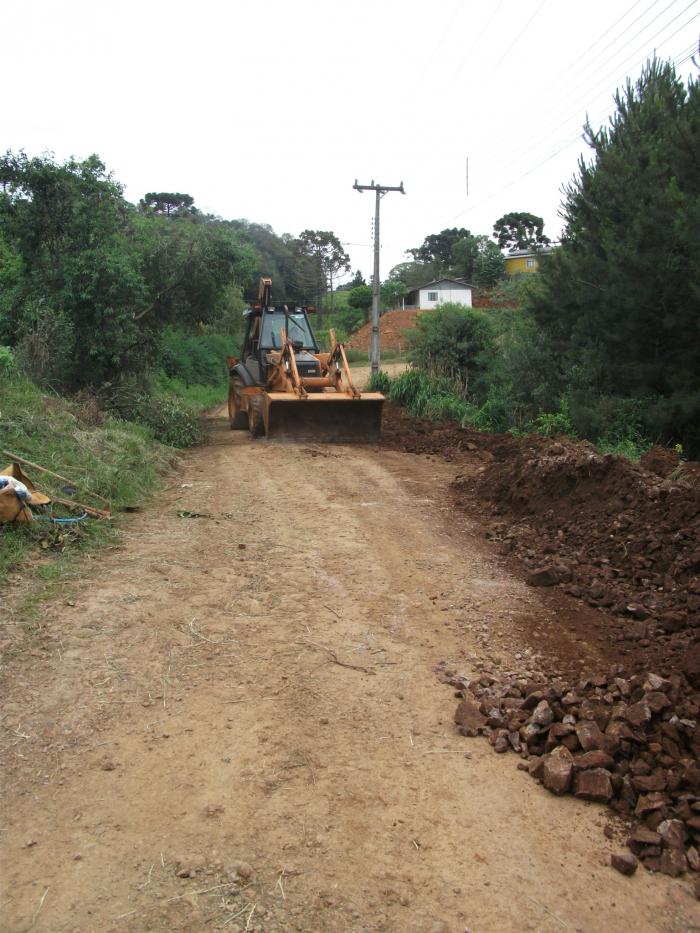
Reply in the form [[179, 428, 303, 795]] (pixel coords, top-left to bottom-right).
[[530, 59, 700, 453]]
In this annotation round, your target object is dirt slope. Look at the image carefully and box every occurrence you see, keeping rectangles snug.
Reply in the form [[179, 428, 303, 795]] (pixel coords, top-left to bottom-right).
[[1, 413, 697, 932], [347, 310, 421, 352]]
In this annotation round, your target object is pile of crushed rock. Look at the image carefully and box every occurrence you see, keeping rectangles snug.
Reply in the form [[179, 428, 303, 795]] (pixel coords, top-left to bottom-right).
[[437, 661, 700, 891]]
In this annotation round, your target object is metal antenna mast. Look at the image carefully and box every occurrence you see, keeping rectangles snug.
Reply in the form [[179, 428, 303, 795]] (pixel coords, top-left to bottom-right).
[[353, 179, 405, 376]]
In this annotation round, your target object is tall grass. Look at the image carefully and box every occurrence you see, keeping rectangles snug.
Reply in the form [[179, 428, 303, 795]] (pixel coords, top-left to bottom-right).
[[386, 367, 652, 458], [0, 370, 175, 583]]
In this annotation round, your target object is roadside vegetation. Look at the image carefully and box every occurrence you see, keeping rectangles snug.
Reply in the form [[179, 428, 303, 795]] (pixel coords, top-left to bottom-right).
[[383, 59, 699, 461], [0, 361, 174, 583]]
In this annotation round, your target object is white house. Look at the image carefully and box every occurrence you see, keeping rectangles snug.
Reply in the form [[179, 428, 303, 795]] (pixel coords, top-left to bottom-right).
[[404, 278, 473, 310]]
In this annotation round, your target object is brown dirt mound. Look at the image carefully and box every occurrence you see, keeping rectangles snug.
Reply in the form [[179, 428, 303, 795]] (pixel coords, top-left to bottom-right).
[[381, 405, 700, 662], [347, 309, 421, 352], [464, 438, 700, 638], [639, 445, 681, 478]]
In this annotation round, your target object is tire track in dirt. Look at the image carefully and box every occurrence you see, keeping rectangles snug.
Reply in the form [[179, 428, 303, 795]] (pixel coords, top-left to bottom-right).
[[0, 414, 696, 932]]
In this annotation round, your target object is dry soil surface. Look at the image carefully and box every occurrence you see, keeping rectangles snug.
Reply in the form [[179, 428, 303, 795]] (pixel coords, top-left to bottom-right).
[[1, 412, 698, 933], [346, 362, 408, 388]]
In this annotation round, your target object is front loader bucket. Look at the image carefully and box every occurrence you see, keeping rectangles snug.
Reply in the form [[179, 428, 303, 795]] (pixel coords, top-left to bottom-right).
[[264, 392, 385, 442]]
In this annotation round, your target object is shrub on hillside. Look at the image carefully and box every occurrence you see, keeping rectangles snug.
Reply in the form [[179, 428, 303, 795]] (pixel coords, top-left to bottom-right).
[[0, 345, 15, 378], [133, 393, 204, 448], [408, 303, 495, 398], [159, 328, 230, 386]]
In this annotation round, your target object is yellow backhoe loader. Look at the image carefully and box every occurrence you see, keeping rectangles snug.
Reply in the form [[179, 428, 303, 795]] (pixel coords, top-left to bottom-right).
[[227, 277, 384, 441]]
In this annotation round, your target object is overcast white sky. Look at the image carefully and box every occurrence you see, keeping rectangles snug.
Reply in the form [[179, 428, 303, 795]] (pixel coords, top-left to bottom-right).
[[3, 0, 699, 280]]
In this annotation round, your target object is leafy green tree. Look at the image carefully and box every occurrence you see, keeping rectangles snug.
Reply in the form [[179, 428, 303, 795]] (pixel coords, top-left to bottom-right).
[[347, 284, 373, 323], [387, 261, 434, 289], [140, 192, 196, 216], [380, 279, 406, 311], [337, 268, 366, 291], [529, 59, 700, 453], [296, 230, 350, 323], [408, 228, 473, 266], [472, 236, 505, 286], [493, 212, 550, 250], [226, 220, 299, 302], [450, 235, 478, 281], [0, 151, 145, 385], [133, 214, 254, 327], [0, 152, 253, 388]]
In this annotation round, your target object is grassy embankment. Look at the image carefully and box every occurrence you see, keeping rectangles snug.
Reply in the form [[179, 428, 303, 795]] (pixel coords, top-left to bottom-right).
[[0, 328, 234, 586]]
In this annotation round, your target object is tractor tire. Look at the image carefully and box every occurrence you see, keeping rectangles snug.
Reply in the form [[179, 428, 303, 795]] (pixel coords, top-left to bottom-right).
[[228, 380, 247, 430], [247, 396, 265, 438]]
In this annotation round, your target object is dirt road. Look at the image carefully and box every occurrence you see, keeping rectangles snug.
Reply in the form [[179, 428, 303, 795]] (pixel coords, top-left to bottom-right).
[[1, 412, 697, 932]]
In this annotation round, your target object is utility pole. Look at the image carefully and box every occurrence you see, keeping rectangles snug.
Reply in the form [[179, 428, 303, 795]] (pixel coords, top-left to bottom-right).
[[353, 179, 405, 376]]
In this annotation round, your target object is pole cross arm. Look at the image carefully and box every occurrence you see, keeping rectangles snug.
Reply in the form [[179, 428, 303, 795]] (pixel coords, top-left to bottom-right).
[[353, 181, 405, 195]]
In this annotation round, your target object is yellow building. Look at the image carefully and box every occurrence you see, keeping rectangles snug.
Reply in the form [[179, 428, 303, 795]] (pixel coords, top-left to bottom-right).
[[504, 246, 556, 276]]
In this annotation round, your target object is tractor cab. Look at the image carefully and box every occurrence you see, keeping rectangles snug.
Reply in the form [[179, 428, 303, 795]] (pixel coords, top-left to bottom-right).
[[240, 305, 320, 385]]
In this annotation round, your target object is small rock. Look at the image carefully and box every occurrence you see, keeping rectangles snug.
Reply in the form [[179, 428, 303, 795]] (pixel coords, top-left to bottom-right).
[[531, 700, 554, 727], [526, 566, 560, 587], [454, 699, 486, 737], [611, 852, 638, 876], [659, 848, 687, 878], [233, 860, 253, 880], [624, 701, 651, 727], [572, 750, 615, 771], [644, 673, 671, 693], [542, 747, 573, 795], [574, 768, 613, 802], [635, 792, 668, 816], [576, 720, 616, 754], [631, 770, 667, 793], [627, 825, 661, 852], [687, 846, 700, 872], [625, 603, 650, 620], [657, 819, 687, 850]]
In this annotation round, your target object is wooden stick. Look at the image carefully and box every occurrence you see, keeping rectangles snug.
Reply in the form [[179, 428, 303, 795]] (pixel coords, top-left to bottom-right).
[[50, 495, 111, 519], [1, 449, 111, 507]]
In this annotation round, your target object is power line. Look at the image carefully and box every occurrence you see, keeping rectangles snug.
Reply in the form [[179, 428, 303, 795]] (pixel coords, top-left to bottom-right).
[[487, 0, 694, 166], [407, 0, 464, 103], [480, 9, 700, 186], [492, 0, 548, 70], [579, 0, 678, 73], [450, 33, 699, 224], [565, 0, 650, 71], [450, 0, 506, 83]]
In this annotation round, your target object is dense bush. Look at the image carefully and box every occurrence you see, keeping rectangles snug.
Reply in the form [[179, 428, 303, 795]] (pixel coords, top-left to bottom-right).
[[133, 393, 204, 448], [159, 328, 231, 386], [408, 303, 495, 397], [0, 345, 15, 378]]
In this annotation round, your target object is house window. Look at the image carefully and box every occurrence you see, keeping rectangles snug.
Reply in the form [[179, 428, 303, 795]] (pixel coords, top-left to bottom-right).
[[526, 259, 536, 268], [427, 291, 438, 301]]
